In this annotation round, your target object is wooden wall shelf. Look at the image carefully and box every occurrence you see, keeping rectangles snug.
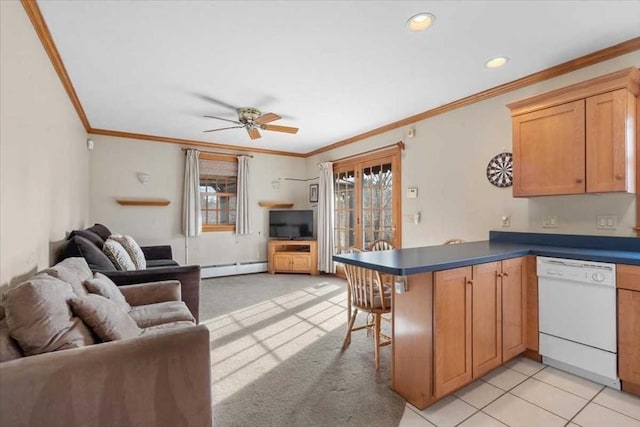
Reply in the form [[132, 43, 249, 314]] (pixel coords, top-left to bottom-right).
[[115, 198, 171, 206], [258, 201, 294, 208]]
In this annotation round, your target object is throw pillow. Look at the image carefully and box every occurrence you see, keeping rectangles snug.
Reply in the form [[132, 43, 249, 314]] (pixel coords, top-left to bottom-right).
[[3, 274, 95, 356], [83, 272, 131, 312], [86, 223, 112, 241], [109, 234, 146, 270], [103, 239, 136, 271], [0, 318, 23, 362], [64, 235, 116, 271], [40, 257, 92, 297], [68, 229, 105, 249], [69, 294, 141, 341]]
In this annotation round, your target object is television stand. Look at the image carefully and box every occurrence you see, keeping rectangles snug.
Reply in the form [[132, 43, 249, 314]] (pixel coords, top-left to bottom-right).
[[268, 240, 318, 276]]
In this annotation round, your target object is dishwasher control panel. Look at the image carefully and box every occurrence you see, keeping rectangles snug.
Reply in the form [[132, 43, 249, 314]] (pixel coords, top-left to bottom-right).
[[537, 256, 616, 287]]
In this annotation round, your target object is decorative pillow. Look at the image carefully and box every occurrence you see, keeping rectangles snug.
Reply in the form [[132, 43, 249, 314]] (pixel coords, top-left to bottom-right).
[[109, 234, 146, 270], [2, 274, 95, 356], [69, 294, 141, 342], [40, 257, 91, 297], [103, 239, 136, 271], [64, 235, 116, 271], [0, 318, 23, 362], [86, 223, 112, 241], [68, 229, 105, 249], [84, 272, 131, 312]]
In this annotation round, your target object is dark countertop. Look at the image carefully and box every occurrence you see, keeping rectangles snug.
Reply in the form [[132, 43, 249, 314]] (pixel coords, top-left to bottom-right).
[[332, 232, 640, 276]]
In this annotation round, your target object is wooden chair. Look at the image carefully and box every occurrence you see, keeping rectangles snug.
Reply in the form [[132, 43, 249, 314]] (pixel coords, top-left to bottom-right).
[[342, 247, 392, 369], [368, 239, 395, 252]]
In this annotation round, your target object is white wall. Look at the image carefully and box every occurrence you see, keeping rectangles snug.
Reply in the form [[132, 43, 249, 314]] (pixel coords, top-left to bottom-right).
[[88, 135, 308, 266], [0, 2, 90, 288], [306, 52, 640, 247]]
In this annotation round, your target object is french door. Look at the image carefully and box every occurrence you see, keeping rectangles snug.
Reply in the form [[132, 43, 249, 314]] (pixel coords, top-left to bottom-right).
[[333, 147, 401, 253]]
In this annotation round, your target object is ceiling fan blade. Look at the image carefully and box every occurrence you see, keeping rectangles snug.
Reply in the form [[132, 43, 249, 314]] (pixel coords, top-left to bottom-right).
[[262, 124, 299, 134], [247, 128, 261, 140], [203, 125, 244, 133], [204, 115, 242, 125], [193, 93, 239, 111], [255, 112, 281, 124]]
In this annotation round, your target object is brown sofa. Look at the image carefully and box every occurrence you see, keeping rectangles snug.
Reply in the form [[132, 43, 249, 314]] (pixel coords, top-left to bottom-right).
[[0, 258, 213, 427]]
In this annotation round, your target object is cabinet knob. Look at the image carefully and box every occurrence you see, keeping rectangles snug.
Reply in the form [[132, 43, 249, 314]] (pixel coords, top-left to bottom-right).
[[575, 179, 583, 184], [466, 279, 473, 285], [497, 272, 503, 278], [503, 272, 509, 277], [615, 175, 624, 180]]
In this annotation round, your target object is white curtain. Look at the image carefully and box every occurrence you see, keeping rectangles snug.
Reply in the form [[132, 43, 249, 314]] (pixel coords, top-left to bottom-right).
[[236, 155, 250, 235], [317, 162, 335, 273], [183, 149, 201, 237]]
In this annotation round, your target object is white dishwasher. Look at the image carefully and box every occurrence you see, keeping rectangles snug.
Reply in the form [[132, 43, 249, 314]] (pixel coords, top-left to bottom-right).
[[537, 256, 619, 389]]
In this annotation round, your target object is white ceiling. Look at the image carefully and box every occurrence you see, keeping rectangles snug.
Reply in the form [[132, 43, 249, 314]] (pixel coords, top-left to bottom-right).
[[37, 1, 640, 154]]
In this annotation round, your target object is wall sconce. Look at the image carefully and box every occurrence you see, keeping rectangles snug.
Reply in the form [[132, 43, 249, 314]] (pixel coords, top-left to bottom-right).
[[136, 172, 150, 185], [271, 178, 281, 190]]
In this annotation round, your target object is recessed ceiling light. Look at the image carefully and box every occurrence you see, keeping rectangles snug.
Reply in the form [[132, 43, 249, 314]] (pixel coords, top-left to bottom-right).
[[407, 13, 436, 32], [485, 56, 510, 69]]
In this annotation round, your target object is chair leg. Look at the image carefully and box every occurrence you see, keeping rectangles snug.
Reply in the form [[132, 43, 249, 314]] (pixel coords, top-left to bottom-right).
[[374, 313, 381, 370], [342, 308, 358, 350]]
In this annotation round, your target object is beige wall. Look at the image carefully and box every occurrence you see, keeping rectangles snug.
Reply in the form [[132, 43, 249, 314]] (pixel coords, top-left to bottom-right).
[[306, 52, 640, 247], [0, 2, 90, 288], [88, 135, 308, 266]]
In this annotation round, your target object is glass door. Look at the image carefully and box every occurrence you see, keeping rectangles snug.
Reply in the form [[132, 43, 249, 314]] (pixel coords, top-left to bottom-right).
[[333, 146, 401, 254]]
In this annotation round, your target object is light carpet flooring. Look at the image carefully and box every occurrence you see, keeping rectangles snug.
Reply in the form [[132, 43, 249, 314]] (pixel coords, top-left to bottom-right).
[[200, 272, 640, 427]]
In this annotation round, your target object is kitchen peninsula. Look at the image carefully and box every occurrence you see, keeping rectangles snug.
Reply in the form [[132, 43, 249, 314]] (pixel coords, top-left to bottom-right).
[[333, 231, 640, 409]]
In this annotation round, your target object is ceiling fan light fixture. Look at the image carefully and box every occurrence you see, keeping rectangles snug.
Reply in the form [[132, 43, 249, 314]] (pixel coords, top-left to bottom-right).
[[485, 56, 510, 69], [407, 13, 435, 32]]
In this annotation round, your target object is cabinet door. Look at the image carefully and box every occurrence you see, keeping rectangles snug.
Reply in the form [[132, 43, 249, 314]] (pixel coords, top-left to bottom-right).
[[502, 257, 527, 361], [618, 289, 640, 385], [513, 100, 585, 196], [586, 89, 635, 193], [472, 262, 502, 378], [290, 254, 311, 271], [273, 254, 291, 272], [434, 267, 472, 398]]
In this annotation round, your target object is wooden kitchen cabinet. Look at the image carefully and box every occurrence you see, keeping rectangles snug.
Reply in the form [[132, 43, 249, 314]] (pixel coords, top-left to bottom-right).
[[508, 67, 638, 197], [434, 258, 527, 397], [617, 264, 640, 397], [268, 240, 318, 275], [434, 266, 473, 398]]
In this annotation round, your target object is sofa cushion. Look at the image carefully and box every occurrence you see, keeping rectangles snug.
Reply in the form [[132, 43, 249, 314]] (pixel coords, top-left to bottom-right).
[[129, 301, 195, 328], [143, 320, 195, 335], [2, 274, 95, 355], [86, 223, 112, 241], [109, 234, 146, 270], [104, 239, 136, 271], [84, 272, 131, 312], [40, 257, 91, 297], [69, 294, 141, 342], [146, 259, 180, 267], [65, 235, 116, 271], [0, 318, 23, 362], [68, 229, 104, 248]]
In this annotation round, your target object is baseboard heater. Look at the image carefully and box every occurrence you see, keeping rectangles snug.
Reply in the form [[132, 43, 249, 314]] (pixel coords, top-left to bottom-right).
[[201, 261, 268, 278]]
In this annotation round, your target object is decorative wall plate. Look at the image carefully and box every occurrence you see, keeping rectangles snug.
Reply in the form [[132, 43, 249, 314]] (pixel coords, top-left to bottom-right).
[[486, 152, 513, 187]]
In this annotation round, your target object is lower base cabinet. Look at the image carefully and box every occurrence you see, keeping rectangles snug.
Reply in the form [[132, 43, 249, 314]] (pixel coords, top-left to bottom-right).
[[617, 265, 640, 396], [397, 257, 527, 406]]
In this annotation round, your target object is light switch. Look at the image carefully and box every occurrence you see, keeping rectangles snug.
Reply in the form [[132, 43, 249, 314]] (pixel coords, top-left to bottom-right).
[[407, 187, 418, 198]]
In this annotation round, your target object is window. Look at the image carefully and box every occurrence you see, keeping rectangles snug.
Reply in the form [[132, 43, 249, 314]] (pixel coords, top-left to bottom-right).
[[199, 153, 238, 232]]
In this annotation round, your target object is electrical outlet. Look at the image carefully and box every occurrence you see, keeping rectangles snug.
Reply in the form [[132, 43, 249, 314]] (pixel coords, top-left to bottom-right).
[[542, 215, 559, 228], [596, 215, 617, 230], [501, 215, 511, 227]]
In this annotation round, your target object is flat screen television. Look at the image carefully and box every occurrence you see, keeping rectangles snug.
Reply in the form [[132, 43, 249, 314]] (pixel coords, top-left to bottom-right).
[[269, 210, 314, 239]]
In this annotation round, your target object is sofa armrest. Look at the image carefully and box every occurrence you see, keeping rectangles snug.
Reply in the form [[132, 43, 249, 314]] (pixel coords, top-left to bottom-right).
[[98, 265, 201, 323], [119, 280, 181, 306], [140, 245, 173, 261], [0, 325, 212, 427]]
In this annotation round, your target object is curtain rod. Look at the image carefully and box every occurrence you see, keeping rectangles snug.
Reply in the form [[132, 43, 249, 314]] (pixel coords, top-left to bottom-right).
[[181, 148, 254, 158], [328, 141, 405, 163]]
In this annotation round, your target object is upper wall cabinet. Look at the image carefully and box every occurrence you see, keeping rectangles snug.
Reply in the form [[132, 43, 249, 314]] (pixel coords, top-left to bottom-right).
[[508, 67, 639, 198]]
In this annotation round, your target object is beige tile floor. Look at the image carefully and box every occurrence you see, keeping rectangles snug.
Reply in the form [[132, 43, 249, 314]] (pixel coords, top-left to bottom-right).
[[399, 357, 640, 427]]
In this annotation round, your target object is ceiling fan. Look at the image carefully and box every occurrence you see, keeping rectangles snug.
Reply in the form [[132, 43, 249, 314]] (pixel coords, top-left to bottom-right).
[[203, 107, 299, 140]]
